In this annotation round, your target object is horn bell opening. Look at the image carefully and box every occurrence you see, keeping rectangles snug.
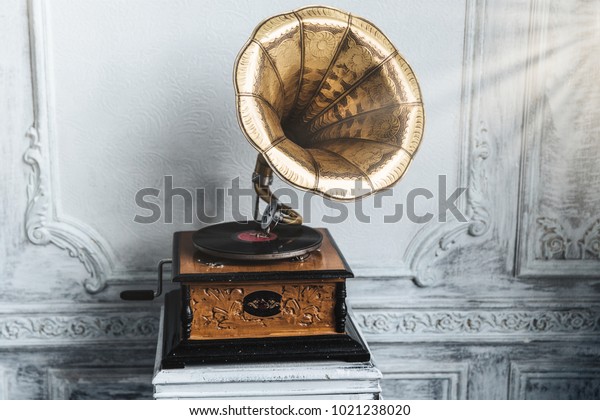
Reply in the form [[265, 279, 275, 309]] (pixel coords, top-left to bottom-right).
[[235, 6, 424, 201]]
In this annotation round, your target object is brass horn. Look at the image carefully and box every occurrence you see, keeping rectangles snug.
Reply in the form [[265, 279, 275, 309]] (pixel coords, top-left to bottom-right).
[[235, 6, 424, 229]]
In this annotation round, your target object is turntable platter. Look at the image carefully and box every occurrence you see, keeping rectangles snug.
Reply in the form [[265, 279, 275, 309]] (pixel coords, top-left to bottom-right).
[[192, 222, 323, 260]]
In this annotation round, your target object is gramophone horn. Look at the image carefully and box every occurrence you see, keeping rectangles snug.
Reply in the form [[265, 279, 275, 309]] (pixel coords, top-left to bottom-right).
[[235, 6, 424, 208]]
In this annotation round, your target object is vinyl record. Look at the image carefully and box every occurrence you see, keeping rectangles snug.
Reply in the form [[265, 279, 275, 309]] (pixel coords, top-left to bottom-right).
[[192, 221, 323, 260]]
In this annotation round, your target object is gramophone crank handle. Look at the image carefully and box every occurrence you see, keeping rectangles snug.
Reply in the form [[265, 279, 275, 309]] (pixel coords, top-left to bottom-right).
[[120, 258, 172, 301], [252, 154, 303, 229]]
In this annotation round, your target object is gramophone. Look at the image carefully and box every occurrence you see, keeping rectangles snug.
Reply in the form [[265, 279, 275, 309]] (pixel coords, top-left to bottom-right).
[[122, 6, 423, 368]]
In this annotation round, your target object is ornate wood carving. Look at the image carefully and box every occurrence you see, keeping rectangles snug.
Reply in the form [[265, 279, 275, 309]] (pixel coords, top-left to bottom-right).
[[188, 283, 338, 339]]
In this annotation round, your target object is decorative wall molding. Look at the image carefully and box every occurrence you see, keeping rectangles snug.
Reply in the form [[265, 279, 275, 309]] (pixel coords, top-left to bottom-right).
[[24, 0, 115, 294], [380, 362, 468, 400], [0, 311, 159, 345], [537, 217, 600, 260], [405, 0, 492, 287], [516, 0, 600, 277], [47, 368, 153, 400], [3, 302, 599, 345], [355, 306, 600, 342], [509, 362, 600, 399]]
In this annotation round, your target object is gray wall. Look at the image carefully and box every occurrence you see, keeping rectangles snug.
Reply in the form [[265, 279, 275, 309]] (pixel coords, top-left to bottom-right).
[[1, 0, 599, 399]]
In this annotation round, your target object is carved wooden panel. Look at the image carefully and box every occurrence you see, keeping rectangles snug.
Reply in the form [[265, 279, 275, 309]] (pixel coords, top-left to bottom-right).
[[189, 283, 338, 339], [517, 0, 600, 277]]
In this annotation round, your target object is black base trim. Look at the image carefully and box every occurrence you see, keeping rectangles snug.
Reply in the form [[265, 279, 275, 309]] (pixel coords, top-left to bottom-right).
[[160, 290, 370, 369]]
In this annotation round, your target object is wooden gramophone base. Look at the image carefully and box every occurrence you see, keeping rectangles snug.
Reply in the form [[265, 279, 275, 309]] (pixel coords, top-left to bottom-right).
[[159, 289, 370, 369]]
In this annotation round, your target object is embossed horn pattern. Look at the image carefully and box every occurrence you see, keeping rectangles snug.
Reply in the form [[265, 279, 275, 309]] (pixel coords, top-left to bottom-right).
[[235, 6, 424, 202]]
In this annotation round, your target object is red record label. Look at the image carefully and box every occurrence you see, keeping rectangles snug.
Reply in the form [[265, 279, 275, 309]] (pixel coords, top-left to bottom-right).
[[236, 230, 278, 242]]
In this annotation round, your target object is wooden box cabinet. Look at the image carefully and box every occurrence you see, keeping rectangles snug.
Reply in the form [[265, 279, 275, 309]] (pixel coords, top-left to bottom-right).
[[158, 230, 370, 368]]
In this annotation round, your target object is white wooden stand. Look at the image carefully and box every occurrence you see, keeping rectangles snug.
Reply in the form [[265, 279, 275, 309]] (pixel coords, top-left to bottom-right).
[[153, 308, 382, 400]]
